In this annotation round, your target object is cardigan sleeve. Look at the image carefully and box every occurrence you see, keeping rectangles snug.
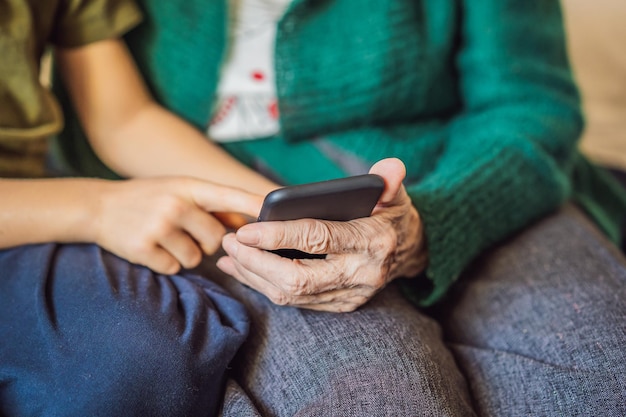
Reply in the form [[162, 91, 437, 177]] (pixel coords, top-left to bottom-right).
[[321, 0, 584, 305]]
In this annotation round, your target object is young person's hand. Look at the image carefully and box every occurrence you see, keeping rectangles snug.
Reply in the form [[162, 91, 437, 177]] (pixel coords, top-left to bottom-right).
[[95, 177, 263, 275], [217, 159, 428, 312]]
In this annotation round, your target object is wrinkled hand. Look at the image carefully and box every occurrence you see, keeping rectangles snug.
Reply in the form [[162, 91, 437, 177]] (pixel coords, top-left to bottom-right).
[[217, 158, 427, 312], [95, 177, 263, 274]]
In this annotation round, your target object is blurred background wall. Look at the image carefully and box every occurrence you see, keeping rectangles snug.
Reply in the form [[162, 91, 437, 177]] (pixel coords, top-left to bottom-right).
[[563, 0, 626, 171]]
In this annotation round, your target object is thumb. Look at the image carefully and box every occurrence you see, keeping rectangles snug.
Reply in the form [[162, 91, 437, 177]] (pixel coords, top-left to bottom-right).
[[368, 158, 407, 205]]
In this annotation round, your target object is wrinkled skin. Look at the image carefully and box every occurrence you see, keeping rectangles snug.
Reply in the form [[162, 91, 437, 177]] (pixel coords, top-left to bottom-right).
[[217, 158, 427, 312]]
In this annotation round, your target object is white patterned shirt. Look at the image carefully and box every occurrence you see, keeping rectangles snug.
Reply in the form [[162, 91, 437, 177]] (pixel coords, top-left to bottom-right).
[[209, 0, 292, 142]]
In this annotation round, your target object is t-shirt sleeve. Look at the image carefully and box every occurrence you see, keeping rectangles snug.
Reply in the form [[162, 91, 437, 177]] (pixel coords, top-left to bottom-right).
[[50, 0, 142, 47]]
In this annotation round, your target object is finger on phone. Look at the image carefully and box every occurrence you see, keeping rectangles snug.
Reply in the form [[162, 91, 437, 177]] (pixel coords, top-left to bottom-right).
[[236, 218, 367, 255], [191, 182, 264, 219]]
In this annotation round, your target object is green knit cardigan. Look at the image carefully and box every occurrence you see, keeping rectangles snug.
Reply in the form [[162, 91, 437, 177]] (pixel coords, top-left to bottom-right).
[[54, 0, 626, 306]]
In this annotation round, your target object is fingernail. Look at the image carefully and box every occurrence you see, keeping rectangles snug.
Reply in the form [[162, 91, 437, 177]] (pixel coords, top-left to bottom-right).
[[237, 226, 260, 245], [216, 257, 227, 270], [223, 236, 239, 256]]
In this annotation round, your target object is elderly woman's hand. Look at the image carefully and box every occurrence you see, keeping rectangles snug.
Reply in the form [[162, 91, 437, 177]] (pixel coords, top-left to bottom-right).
[[216, 158, 428, 312]]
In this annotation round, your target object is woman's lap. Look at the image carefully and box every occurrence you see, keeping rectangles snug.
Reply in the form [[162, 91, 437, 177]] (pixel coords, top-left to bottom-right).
[[0, 243, 248, 417], [207, 271, 475, 417], [434, 204, 626, 416], [211, 204, 626, 416]]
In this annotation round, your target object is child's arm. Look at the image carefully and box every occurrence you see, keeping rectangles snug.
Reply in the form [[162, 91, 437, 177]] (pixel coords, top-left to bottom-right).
[[54, 39, 278, 195], [0, 177, 263, 273]]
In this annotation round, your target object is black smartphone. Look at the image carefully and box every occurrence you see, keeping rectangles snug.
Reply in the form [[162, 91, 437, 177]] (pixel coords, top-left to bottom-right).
[[258, 174, 385, 258], [258, 174, 385, 222]]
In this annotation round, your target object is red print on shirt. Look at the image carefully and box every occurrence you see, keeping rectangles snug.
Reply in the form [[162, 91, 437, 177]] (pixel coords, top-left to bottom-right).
[[251, 70, 265, 81], [268, 100, 279, 119], [210, 96, 237, 125]]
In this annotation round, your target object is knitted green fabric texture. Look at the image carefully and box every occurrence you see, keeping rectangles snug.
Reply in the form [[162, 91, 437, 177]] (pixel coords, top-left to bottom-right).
[[54, 0, 626, 306]]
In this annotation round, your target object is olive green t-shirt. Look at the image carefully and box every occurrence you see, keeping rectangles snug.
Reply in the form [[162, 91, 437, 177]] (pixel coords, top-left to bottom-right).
[[0, 0, 142, 176]]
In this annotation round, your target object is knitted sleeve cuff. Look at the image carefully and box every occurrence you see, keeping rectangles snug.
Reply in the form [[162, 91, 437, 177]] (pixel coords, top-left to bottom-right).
[[404, 133, 572, 306]]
